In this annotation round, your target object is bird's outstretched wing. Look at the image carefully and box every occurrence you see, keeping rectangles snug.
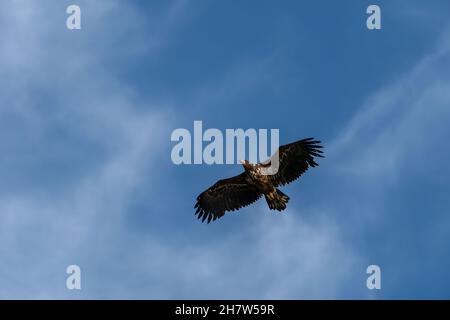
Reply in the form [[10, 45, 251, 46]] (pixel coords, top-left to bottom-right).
[[268, 138, 324, 187], [194, 173, 262, 223]]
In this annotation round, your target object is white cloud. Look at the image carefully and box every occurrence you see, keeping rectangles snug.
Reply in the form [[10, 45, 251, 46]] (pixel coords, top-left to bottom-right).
[[0, 0, 175, 298], [116, 210, 357, 299], [330, 28, 450, 181], [320, 24, 450, 298]]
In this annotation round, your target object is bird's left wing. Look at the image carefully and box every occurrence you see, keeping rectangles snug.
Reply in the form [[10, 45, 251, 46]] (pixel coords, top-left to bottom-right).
[[268, 137, 324, 187], [194, 173, 262, 223]]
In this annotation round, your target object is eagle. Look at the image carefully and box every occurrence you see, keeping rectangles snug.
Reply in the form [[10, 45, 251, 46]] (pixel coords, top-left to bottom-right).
[[194, 138, 324, 223]]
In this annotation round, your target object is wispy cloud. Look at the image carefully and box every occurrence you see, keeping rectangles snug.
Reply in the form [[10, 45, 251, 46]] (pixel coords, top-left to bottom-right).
[[331, 26, 450, 181], [319, 23, 450, 298], [0, 0, 176, 298]]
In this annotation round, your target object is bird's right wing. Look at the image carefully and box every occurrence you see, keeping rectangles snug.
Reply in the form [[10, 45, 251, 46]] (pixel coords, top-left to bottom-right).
[[194, 173, 262, 223]]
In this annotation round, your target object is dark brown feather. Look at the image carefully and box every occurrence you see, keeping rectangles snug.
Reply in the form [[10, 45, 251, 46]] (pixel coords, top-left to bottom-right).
[[194, 173, 262, 223], [268, 138, 324, 187]]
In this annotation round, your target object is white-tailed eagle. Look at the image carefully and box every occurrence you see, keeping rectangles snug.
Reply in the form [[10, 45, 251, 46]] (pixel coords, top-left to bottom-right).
[[194, 138, 324, 223]]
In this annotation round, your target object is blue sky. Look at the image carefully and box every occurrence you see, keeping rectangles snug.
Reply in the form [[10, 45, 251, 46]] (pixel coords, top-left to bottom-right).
[[0, 0, 450, 299]]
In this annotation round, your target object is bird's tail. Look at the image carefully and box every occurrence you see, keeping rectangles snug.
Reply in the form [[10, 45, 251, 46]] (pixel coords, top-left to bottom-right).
[[265, 189, 290, 211]]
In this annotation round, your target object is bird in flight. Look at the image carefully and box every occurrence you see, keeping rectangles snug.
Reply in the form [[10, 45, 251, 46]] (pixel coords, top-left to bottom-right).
[[194, 138, 324, 223]]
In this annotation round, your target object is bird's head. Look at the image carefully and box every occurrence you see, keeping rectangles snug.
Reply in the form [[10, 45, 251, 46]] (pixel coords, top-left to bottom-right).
[[240, 159, 253, 171]]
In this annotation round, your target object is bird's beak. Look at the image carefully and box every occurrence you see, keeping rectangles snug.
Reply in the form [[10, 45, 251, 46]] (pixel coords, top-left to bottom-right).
[[240, 160, 245, 165]]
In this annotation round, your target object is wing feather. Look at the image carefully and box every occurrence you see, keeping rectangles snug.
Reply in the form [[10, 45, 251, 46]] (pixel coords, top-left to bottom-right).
[[268, 138, 324, 187], [194, 173, 262, 223]]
